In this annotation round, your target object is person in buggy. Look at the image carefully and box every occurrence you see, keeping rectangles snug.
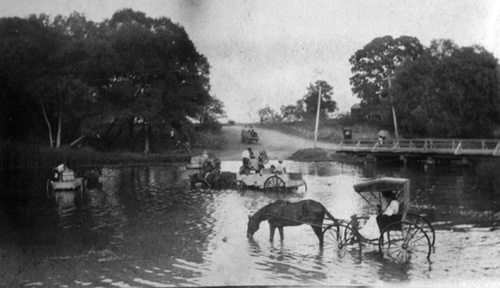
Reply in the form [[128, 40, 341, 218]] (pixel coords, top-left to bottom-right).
[[357, 190, 400, 239], [376, 190, 400, 229]]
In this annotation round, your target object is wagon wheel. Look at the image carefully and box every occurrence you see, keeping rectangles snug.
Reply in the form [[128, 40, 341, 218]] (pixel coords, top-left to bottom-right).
[[263, 176, 286, 192], [232, 180, 247, 191], [378, 221, 431, 263], [46, 179, 53, 198], [406, 212, 435, 246], [323, 223, 362, 258]]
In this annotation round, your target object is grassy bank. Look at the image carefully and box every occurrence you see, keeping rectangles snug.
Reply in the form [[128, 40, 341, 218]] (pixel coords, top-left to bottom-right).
[[0, 141, 190, 169]]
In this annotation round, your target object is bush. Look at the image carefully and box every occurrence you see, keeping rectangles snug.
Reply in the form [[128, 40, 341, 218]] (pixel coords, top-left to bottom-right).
[[192, 132, 228, 150]]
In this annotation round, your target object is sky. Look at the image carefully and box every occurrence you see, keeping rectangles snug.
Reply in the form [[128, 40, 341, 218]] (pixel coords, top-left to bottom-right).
[[1, 0, 499, 122]]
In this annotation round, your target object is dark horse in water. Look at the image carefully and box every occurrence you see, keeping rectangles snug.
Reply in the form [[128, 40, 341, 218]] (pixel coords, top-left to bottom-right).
[[247, 199, 337, 246]]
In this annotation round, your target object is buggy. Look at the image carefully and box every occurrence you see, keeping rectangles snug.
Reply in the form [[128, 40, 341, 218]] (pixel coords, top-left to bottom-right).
[[321, 177, 435, 262]]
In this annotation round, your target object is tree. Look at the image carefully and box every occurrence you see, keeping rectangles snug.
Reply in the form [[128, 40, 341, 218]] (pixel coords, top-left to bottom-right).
[[99, 9, 213, 153], [0, 10, 218, 152], [349, 36, 426, 105], [0, 16, 58, 142], [302, 80, 337, 118], [393, 39, 500, 138], [199, 96, 226, 130], [258, 106, 281, 123], [280, 104, 304, 122]]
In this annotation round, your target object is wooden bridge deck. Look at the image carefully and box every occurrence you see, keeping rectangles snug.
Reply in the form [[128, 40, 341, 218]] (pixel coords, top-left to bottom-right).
[[338, 139, 500, 157]]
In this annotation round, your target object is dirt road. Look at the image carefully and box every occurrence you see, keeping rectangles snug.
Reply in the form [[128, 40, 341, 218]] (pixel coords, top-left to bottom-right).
[[204, 125, 336, 161]]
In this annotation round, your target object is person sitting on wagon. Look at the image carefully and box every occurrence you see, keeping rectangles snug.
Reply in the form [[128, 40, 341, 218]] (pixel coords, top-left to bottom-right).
[[275, 160, 286, 174], [376, 190, 400, 230], [256, 154, 265, 173], [53, 163, 67, 181], [242, 148, 251, 166]]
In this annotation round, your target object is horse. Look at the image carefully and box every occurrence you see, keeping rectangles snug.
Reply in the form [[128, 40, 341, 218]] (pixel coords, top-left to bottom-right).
[[246, 199, 337, 246], [190, 171, 236, 189]]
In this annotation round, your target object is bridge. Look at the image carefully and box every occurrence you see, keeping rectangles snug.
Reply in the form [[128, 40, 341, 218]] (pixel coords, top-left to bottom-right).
[[337, 138, 500, 163]]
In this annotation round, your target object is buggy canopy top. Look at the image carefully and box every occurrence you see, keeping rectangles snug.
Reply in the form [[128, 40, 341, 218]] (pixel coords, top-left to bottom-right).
[[353, 177, 410, 220]]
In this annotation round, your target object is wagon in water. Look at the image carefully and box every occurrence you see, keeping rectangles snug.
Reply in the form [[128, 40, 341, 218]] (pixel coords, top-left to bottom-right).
[[232, 169, 307, 192], [46, 165, 87, 198]]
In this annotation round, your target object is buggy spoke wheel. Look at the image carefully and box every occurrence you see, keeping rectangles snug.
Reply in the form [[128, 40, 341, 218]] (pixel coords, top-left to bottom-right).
[[406, 212, 435, 246], [264, 176, 286, 192], [323, 224, 362, 258], [379, 221, 431, 263], [232, 180, 247, 191]]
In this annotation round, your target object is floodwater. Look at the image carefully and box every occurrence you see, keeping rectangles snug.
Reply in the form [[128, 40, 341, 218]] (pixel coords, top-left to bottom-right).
[[0, 159, 499, 287]]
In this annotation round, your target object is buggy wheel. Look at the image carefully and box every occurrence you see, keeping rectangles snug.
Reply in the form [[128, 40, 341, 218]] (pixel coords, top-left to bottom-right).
[[232, 180, 247, 191], [406, 212, 435, 246], [323, 223, 362, 258], [263, 176, 286, 192], [378, 221, 431, 263]]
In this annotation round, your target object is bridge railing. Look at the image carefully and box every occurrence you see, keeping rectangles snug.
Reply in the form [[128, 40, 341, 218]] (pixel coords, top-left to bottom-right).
[[339, 138, 500, 156]]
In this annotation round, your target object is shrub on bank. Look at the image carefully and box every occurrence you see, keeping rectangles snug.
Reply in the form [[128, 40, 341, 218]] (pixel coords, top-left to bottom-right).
[[0, 141, 190, 169]]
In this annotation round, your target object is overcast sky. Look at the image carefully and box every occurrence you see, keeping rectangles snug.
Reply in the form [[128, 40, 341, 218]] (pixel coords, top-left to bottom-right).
[[1, 0, 499, 122]]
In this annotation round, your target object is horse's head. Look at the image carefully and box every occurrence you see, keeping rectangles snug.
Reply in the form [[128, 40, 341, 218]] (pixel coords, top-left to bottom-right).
[[247, 215, 260, 238]]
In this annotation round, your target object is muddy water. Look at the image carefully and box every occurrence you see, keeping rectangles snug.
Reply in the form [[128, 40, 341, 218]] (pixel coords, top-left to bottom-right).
[[1, 160, 499, 287]]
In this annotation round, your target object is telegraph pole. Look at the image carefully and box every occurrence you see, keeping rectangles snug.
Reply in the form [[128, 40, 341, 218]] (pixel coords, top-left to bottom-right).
[[382, 76, 399, 139], [314, 85, 321, 148]]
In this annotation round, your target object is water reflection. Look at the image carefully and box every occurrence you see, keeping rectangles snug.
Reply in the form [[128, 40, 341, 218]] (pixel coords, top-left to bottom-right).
[[0, 159, 499, 287]]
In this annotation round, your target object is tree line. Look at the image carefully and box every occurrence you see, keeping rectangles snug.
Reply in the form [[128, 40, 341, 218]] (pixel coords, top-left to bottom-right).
[[0, 9, 225, 153], [350, 36, 500, 138], [258, 80, 338, 123], [260, 36, 500, 139]]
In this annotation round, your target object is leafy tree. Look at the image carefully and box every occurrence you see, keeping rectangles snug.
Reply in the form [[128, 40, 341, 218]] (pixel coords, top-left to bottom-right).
[[302, 80, 337, 118], [349, 35, 426, 105], [96, 9, 212, 153], [393, 40, 500, 138], [0, 16, 58, 142], [0, 10, 219, 152], [258, 106, 281, 123], [280, 104, 304, 122]]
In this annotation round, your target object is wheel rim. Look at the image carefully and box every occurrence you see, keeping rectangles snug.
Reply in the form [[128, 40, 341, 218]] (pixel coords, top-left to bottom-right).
[[46, 179, 52, 198], [264, 176, 285, 191], [379, 221, 431, 263], [323, 224, 362, 258], [406, 212, 435, 246]]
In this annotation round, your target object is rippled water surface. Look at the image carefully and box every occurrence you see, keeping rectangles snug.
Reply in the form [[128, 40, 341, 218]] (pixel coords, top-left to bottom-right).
[[1, 160, 499, 287]]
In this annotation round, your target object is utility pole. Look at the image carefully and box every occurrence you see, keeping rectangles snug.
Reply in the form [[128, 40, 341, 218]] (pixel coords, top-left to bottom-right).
[[382, 76, 399, 139], [314, 85, 321, 148]]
